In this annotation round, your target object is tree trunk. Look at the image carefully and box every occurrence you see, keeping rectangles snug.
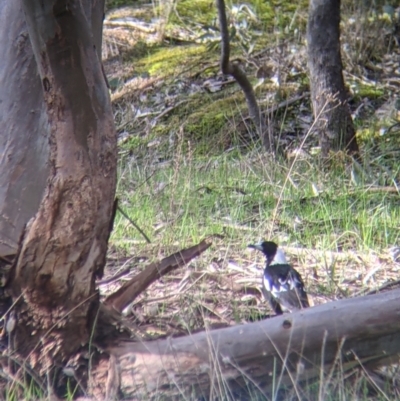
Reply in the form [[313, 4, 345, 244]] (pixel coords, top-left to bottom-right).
[[8, 0, 116, 378], [91, 288, 400, 399], [0, 0, 105, 258], [307, 0, 359, 157], [0, 1, 49, 257]]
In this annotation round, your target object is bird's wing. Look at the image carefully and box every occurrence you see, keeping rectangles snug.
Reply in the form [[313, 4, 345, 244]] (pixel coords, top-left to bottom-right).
[[288, 269, 309, 308], [269, 267, 309, 310], [261, 284, 283, 315]]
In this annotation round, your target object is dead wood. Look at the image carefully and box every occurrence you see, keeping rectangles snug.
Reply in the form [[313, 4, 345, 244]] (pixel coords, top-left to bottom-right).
[[104, 239, 211, 312], [104, 19, 156, 33], [358, 278, 400, 296], [92, 288, 400, 399]]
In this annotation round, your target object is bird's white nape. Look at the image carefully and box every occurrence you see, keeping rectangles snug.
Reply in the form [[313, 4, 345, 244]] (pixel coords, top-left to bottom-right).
[[270, 248, 288, 265]]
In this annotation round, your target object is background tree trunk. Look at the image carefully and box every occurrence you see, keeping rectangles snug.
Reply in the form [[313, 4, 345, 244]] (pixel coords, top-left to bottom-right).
[[9, 0, 116, 378], [307, 0, 359, 157]]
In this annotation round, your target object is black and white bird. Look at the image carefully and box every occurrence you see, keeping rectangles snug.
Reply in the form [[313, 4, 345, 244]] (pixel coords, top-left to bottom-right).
[[249, 241, 309, 315]]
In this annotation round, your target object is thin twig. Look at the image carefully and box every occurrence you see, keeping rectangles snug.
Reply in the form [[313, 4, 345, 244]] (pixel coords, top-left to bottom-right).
[[351, 351, 391, 401], [356, 278, 400, 297], [154, 99, 188, 123], [97, 256, 139, 286], [117, 205, 151, 244]]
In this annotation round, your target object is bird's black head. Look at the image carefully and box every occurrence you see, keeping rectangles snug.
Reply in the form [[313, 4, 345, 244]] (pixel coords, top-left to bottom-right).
[[248, 241, 278, 264]]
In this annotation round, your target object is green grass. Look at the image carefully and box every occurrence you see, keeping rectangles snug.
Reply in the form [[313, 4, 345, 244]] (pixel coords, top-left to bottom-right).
[[112, 146, 399, 255]]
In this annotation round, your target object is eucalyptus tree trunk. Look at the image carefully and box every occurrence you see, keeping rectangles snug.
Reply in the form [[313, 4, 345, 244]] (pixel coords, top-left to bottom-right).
[[307, 0, 359, 157], [5, 0, 116, 382], [0, 0, 105, 259], [0, 1, 49, 257]]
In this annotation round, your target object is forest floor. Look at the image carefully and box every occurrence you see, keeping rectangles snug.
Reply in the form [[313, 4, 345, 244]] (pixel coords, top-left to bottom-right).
[[100, 1, 400, 399]]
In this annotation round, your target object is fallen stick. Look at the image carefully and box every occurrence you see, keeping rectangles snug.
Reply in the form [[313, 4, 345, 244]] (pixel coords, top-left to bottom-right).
[[104, 239, 211, 312]]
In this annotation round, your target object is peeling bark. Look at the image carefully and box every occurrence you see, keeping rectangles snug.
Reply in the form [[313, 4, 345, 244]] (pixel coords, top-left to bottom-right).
[[0, 0, 106, 257]]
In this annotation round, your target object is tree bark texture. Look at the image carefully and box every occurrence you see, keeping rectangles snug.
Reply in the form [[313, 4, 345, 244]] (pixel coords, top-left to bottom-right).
[[9, 0, 115, 373], [307, 0, 359, 156], [0, 1, 49, 257], [89, 288, 400, 399], [0, 0, 105, 258]]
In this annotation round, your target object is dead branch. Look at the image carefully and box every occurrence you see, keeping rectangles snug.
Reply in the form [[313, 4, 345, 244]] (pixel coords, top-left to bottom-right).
[[357, 278, 400, 297], [104, 19, 156, 33], [259, 92, 309, 117], [104, 239, 211, 312]]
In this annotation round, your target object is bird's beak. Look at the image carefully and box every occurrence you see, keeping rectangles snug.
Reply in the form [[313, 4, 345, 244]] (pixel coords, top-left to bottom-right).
[[248, 243, 263, 251]]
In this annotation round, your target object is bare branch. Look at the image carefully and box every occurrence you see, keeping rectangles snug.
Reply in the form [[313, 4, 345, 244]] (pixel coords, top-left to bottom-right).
[[104, 239, 211, 312]]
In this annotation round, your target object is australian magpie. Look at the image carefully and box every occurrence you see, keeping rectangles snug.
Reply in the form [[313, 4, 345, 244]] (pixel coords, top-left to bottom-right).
[[249, 241, 309, 314]]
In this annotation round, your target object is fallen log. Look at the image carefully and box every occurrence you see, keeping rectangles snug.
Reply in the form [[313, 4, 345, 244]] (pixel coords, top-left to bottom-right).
[[92, 288, 400, 399]]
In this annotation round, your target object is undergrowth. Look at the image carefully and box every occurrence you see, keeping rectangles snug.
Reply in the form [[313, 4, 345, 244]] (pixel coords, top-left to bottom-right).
[[113, 141, 399, 254]]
